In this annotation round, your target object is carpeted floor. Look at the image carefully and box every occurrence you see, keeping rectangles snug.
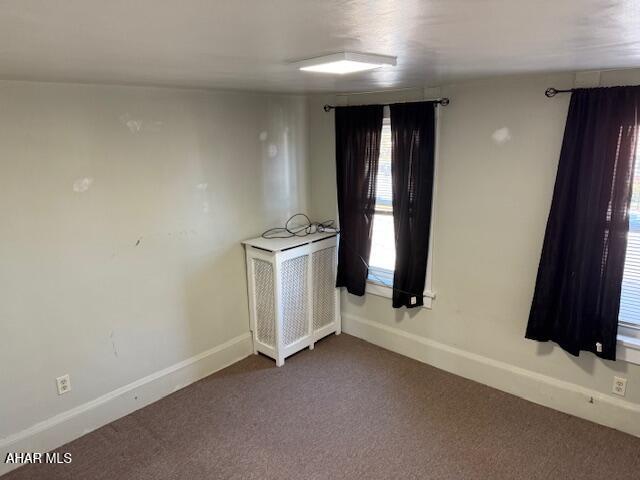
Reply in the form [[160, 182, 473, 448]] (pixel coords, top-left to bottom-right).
[[4, 333, 640, 480]]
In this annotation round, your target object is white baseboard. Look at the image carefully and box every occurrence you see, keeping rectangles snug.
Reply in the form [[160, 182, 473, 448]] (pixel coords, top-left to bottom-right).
[[0, 332, 252, 476], [342, 313, 640, 438]]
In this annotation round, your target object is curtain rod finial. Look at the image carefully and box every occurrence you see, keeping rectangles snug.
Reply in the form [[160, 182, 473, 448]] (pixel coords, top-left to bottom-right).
[[440, 97, 450, 106], [545, 88, 558, 98], [323, 105, 332, 112]]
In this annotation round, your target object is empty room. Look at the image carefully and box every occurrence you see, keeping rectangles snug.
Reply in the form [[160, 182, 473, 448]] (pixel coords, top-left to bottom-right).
[[3, 1, 640, 479]]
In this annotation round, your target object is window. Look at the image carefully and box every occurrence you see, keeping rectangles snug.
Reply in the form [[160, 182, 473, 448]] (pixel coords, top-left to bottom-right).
[[368, 117, 395, 288], [619, 145, 640, 338], [366, 110, 436, 308]]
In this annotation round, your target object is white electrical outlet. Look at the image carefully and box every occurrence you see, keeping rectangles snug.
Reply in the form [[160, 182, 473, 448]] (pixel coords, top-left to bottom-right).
[[612, 376, 627, 396], [56, 374, 71, 395]]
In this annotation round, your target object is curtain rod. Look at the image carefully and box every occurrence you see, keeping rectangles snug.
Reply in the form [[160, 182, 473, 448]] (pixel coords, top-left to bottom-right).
[[547, 84, 640, 97], [323, 97, 450, 112], [545, 87, 574, 98]]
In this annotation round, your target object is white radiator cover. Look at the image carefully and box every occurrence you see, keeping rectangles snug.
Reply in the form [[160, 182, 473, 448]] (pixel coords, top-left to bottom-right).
[[243, 232, 341, 366]]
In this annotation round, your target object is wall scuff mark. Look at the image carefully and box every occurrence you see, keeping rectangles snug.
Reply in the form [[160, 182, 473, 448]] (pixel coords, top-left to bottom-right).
[[267, 144, 278, 158], [109, 331, 119, 358], [119, 113, 163, 134], [73, 177, 94, 193], [491, 127, 512, 145]]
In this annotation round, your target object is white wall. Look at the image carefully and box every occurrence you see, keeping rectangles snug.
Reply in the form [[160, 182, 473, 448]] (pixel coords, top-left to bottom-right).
[[308, 71, 640, 434], [0, 81, 308, 449]]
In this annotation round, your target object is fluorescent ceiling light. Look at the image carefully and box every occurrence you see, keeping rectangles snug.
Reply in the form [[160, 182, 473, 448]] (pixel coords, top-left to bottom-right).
[[296, 52, 396, 75]]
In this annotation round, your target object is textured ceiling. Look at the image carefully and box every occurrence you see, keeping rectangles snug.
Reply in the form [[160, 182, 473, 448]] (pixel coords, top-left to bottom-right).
[[1, 0, 640, 93]]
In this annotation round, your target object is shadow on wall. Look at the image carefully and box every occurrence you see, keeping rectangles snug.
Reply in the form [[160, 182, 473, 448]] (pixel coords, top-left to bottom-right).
[[176, 93, 310, 372], [347, 292, 423, 324], [259, 98, 308, 220], [394, 307, 422, 323], [535, 342, 629, 376], [183, 244, 250, 360]]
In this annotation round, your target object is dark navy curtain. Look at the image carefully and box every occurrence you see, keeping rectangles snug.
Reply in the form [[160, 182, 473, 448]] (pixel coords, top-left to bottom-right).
[[335, 105, 384, 296], [526, 86, 640, 360], [389, 102, 436, 308]]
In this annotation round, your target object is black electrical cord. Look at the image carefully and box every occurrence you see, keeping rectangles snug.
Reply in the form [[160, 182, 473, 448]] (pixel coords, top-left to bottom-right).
[[260, 213, 426, 299], [261, 213, 338, 239]]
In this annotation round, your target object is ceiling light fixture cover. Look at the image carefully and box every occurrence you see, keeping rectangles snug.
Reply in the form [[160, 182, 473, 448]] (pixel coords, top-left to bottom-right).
[[296, 52, 397, 75]]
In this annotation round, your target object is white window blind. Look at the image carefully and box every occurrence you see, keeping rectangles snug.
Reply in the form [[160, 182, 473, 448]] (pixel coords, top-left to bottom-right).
[[619, 149, 640, 327], [368, 119, 395, 285], [375, 121, 393, 210]]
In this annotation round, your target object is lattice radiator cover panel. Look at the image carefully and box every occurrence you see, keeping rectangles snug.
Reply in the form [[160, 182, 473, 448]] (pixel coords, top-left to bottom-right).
[[253, 259, 275, 347], [281, 255, 309, 345], [313, 247, 337, 330]]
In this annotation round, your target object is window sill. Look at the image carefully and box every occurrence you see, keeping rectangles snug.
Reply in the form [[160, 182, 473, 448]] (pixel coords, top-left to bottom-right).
[[617, 334, 640, 365], [365, 281, 436, 309]]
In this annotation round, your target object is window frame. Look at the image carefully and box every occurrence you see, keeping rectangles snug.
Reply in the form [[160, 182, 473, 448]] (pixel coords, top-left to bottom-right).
[[617, 322, 640, 364], [616, 137, 640, 364], [365, 106, 438, 309], [367, 115, 394, 288]]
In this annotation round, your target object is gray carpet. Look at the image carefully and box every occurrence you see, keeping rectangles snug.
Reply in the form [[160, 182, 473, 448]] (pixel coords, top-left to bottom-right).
[[4, 333, 640, 480]]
